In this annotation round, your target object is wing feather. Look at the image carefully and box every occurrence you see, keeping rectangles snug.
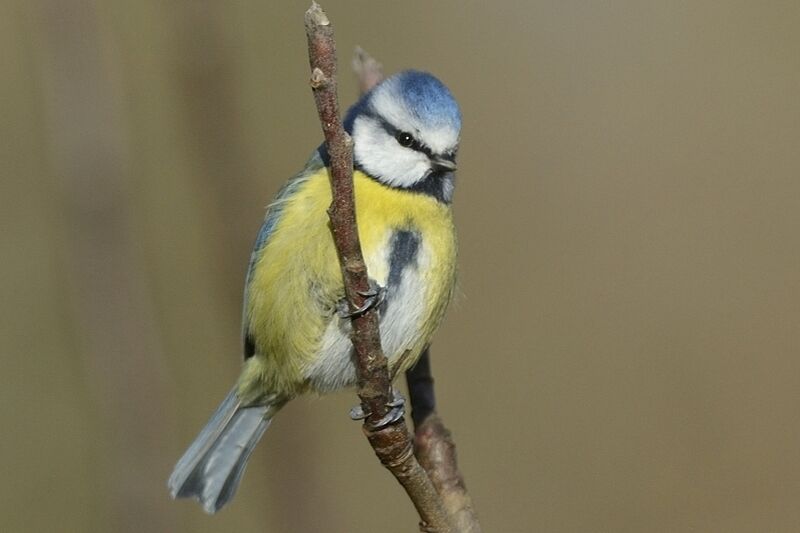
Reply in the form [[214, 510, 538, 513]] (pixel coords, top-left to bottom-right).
[[241, 150, 325, 358]]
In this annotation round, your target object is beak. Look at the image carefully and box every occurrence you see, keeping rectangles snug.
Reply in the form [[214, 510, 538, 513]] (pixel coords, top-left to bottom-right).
[[430, 155, 457, 173]]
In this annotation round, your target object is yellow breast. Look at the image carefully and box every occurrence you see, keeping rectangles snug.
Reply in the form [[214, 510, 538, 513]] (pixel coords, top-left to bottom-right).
[[240, 168, 456, 399]]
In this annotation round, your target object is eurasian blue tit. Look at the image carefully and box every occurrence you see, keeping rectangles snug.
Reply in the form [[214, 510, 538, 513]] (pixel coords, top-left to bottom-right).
[[168, 70, 462, 513]]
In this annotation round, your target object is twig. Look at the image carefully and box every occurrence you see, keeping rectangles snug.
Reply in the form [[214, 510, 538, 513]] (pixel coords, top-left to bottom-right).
[[304, 4, 451, 532], [353, 48, 483, 533]]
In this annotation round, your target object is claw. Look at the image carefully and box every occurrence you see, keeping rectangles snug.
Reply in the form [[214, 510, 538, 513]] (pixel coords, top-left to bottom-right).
[[368, 402, 405, 429], [386, 388, 405, 408], [349, 389, 406, 430], [337, 279, 386, 319], [349, 404, 369, 420]]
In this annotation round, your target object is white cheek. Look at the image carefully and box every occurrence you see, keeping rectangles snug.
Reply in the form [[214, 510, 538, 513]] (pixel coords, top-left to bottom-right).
[[353, 117, 430, 187]]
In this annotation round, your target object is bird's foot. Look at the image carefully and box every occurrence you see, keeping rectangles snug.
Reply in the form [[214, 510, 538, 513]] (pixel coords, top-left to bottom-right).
[[336, 278, 385, 319], [349, 388, 406, 430]]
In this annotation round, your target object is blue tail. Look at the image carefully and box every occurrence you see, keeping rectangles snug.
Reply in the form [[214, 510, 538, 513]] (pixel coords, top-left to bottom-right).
[[168, 388, 280, 513]]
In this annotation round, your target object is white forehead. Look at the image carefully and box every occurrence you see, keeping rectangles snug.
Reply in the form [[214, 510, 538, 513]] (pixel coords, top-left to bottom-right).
[[369, 81, 460, 154]]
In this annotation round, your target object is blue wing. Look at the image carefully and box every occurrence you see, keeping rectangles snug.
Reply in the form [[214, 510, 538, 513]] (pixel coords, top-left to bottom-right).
[[241, 150, 325, 358]]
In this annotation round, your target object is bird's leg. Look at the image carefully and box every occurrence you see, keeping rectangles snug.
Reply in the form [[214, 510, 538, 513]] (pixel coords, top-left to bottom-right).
[[349, 388, 406, 429], [336, 278, 385, 319]]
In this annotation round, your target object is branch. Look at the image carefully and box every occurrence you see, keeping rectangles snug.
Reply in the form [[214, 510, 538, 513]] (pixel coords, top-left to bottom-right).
[[353, 47, 482, 533], [304, 4, 451, 532]]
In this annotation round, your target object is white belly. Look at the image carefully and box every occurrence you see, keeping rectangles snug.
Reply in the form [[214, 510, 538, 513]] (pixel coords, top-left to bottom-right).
[[305, 230, 429, 392]]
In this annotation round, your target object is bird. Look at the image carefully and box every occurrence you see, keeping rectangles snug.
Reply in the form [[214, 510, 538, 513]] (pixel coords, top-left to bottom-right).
[[168, 69, 462, 514]]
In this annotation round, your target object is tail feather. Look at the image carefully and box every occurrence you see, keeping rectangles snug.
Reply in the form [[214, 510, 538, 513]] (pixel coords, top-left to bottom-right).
[[168, 388, 279, 514]]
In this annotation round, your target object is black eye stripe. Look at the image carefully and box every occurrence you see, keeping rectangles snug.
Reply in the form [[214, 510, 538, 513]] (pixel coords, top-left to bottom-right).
[[366, 112, 435, 158]]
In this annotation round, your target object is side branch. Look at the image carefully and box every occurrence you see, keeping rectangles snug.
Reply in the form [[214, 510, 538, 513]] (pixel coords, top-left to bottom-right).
[[408, 351, 482, 533], [304, 3, 451, 532]]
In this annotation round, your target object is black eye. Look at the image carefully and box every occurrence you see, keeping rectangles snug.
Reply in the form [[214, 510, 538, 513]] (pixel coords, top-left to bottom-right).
[[395, 131, 415, 148]]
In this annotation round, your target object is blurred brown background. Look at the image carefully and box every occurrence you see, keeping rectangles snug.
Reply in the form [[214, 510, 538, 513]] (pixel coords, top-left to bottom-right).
[[3, 1, 799, 532]]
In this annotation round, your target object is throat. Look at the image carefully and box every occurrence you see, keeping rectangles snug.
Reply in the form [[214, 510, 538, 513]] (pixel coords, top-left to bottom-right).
[[355, 161, 455, 204], [405, 171, 455, 203]]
